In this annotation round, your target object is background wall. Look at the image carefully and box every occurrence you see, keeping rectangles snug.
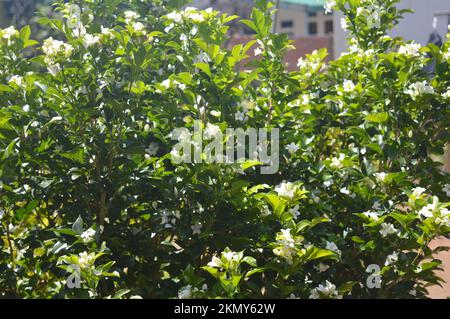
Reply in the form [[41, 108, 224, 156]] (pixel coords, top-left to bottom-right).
[[334, 0, 450, 56]]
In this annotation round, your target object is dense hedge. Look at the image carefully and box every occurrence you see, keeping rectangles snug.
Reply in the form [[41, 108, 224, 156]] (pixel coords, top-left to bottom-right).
[[0, 0, 449, 298]]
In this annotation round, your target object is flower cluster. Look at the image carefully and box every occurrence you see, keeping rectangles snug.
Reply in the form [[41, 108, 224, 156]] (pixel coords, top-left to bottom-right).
[[77, 251, 96, 269], [42, 37, 74, 75], [398, 42, 422, 58], [207, 248, 244, 273], [0, 26, 18, 44], [404, 81, 434, 99], [166, 7, 213, 24], [8, 75, 25, 89], [356, 1, 383, 29], [273, 229, 298, 264], [309, 281, 342, 299], [274, 182, 299, 199], [80, 228, 96, 243]]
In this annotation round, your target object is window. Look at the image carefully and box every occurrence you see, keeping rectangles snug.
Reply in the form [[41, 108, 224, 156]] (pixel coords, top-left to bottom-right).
[[308, 22, 317, 35], [281, 20, 293, 28], [308, 11, 317, 17], [325, 20, 333, 34]]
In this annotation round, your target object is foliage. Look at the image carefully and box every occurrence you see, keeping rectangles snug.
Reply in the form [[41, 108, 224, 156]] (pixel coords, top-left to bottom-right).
[[0, 0, 449, 299]]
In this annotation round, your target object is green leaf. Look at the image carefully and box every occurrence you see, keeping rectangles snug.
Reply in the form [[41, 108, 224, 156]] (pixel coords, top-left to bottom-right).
[[365, 112, 389, 123], [240, 160, 263, 170], [72, 215, 84, 235], [201, 266, 220, 279], [242, 256, 257, 267], [245, 267, 265, 277], [194, 62, 212, 78]]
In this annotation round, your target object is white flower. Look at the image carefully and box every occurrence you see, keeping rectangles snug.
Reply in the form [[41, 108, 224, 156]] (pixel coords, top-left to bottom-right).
[[167, 11, 183, 23], [412, 187, 426, 198], [273, 229, 297, 263], [42, 37, 74, 64], [178, 285, 192, 299], [443, 184, 450, 197], [124, 11, 139, 22], [286, 143, 300, 155], [289, 205, 300, 219], [419, 204, 433, 218], [310, 281, 341, 299], [274, 182, 297, 199], [207, 256, 223, 268], [330, 154, 345, 169], [164, 23, 174, 33], [404, 81, 434, 99], [418, 196, 439, 218], [379, 222, 398, 237], [297, 57, 307, 69], [398, 42, 422, 57], [160, 210, 177, 228], [287, 293, 299, 299], [299, 93, 312, 105], [443, 48, 450, 60], [385, 251, 399, 266], [191, 222, 203, 235], [8, 75, 24, 88], [325, 241, 341, 257], [188, 12, 204, 23], [363, 211, 379, 221], [183, 7, 204, 22], [161, 79, 171, 89], [374, 172, 387, 183], [254, 47, 263, 56], [83, 33, 100, 48], [372, 201, 382, 210], [47, 64, 62, 76], [73, 23, 87, 38], [443, 215, 450, 228], [180, 33, 189, 43], [101, 26, 113, 36], [221, 250, 241, 269], [203, 123, 221, 139], [0, 209, 4, 220], [441, 90, 450, 100], [132, 22, 145, 33], [342, 79, 356, 92], [222, 251, 239, 262], [340, 18, 349, 30], [1, 26, 18, 40], [77, 251, 96, 269], [80, 228, 96, 243], [167, 8, 204, 23], [314, 262, 330, 273], [324, 1, 336, 14]]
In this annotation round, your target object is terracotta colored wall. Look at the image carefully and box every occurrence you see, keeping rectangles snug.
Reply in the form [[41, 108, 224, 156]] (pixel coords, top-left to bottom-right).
[[429, 145, 450, 299]]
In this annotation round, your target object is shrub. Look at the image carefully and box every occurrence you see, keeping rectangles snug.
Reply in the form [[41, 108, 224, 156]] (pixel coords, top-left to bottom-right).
[[0, 0, 449, 299]]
